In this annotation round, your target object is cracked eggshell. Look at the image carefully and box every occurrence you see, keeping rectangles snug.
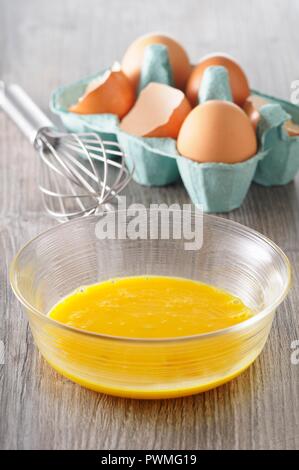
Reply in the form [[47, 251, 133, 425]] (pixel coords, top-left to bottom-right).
[[244, 94, 299, 136], [69, 63, 135, 118], [186, 53, 250, 107], [285, 120, 299, 136], [177, 100, 257, 163], [121, 33, 192, 91], [243, 95, 269, 130], [50, 69, 121, 147], [120, 82, 191, 139]]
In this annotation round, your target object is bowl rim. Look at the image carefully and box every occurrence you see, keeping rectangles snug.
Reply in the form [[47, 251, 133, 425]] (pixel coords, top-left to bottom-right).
[[10, 212, 292, 344]]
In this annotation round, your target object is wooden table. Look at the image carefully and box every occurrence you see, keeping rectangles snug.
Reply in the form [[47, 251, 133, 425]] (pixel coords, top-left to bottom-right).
[[1, 0, 299, 450]]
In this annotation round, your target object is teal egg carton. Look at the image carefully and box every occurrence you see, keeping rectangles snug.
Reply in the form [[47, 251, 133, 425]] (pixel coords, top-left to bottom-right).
[[49, 48, 299, 212], [251, 89, 299, 186], [177, 151, 266, 213], [117, 129, 180, 186]]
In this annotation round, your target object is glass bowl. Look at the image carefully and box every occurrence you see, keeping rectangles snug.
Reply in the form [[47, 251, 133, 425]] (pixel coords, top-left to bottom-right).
[[10, 211, 291, 399]]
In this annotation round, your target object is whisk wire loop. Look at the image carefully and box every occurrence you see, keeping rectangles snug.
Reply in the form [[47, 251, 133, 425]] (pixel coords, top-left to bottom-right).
[[38, 130, 133, 222]]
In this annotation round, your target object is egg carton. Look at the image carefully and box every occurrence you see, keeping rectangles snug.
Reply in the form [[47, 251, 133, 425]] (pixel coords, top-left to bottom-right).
[[50, 52, 299, 212], [251, 90, 299, 186]]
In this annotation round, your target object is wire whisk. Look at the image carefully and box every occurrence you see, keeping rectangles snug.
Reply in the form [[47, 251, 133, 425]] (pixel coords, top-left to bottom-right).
[[0, 82, 133, 222]]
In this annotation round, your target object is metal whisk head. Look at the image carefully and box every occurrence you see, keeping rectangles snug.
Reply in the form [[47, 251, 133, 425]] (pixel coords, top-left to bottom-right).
[[36, 128, 132, 222], [0, 82, 133, 223]]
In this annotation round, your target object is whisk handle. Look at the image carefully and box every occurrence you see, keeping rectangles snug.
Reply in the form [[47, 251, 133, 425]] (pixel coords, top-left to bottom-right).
[[0, 81, 54, 145]]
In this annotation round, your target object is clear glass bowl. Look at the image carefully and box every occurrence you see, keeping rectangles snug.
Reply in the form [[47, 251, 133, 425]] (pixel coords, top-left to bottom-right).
[[10, 211, 291, 399]]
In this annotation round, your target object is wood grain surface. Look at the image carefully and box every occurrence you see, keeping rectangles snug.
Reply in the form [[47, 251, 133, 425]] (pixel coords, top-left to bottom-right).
[[0, 0, 299, 450]]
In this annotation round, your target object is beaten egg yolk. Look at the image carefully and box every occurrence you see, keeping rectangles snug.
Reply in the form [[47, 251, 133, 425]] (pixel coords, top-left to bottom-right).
[[48, 276, 253, 338]]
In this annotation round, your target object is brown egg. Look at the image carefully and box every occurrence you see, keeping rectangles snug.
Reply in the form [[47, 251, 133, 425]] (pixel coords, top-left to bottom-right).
[[186, 54, 250, 107], [120, 82, 191, 138], [121, 33, 192, 91], [177, 100, 257, 163], [69, 63, 135, 118]]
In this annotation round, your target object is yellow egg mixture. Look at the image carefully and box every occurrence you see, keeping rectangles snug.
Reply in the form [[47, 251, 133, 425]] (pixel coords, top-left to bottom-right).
[[49, 276, 253, 338], [46, 276, 254, 398]]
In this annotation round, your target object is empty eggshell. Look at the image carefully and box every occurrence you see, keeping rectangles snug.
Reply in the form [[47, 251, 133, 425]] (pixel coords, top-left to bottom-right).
[[177, 100, 257, 163], [69, 62, 135, 118], [244, 94, 299, 136], [120, 82, 191, 139], [243, 95, 269, 129], [186, 53, 250, 107], [121, 33, 192, 91], [284, 120, 299, 136]]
